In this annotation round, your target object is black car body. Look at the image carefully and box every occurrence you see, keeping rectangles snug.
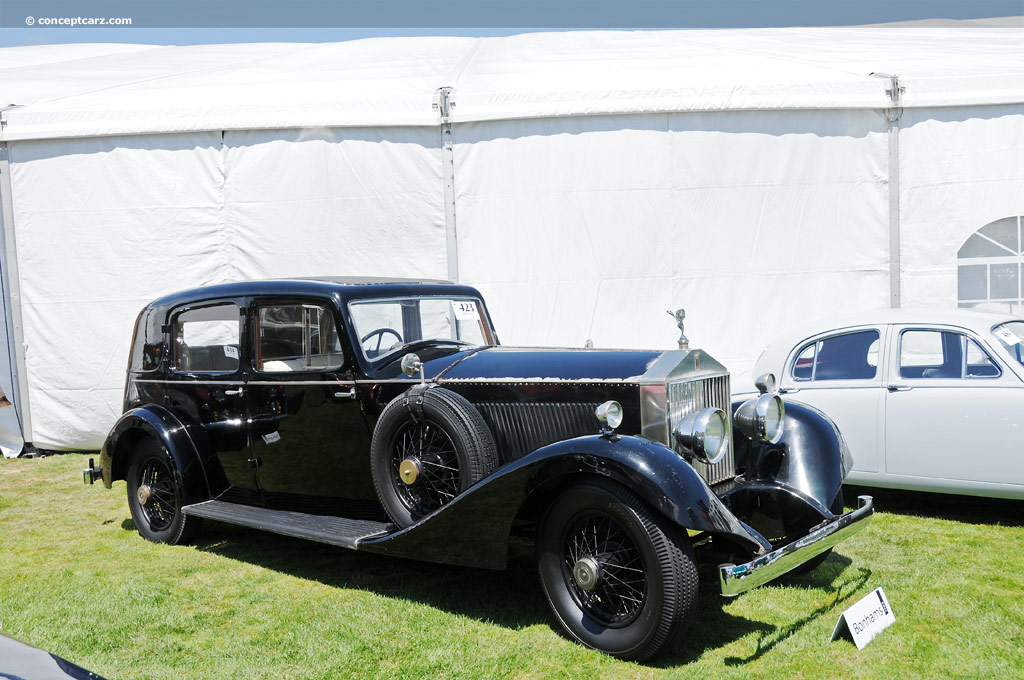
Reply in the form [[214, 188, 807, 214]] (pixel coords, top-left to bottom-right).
[[87, 277, 872, 661], [0, 632, 107, 680]]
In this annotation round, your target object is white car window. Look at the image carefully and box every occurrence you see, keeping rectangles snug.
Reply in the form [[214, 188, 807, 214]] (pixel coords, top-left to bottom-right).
[[899, 329, 1000, 379], [992, 321, 1024, 368], [791, 329, 880, 381]]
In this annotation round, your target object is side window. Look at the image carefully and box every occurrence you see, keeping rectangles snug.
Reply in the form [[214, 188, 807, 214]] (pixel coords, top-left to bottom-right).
[[174, 304, 241, 373], [966, 339, 1000, 377], [900, 329, 1000, 379], [791, 330, 880, 382], [257, 304, 343, 372]]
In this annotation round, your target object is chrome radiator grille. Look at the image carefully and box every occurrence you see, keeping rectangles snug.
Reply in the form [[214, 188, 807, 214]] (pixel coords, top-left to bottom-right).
[[667, 374, 735, 485]]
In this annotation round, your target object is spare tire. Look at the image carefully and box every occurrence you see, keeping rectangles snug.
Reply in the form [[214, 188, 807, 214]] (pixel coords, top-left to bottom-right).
[[370, 387, 498, 527]]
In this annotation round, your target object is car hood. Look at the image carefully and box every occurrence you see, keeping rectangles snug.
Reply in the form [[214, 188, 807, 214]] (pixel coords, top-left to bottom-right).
[[435, 347, 671, 383]]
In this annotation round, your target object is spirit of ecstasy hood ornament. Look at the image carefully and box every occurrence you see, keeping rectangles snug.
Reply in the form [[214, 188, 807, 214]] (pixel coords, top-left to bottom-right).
[[667, 308, 688, 350]]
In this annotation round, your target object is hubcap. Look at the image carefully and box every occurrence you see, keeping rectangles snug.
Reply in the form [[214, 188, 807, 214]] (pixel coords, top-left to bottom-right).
[[399, 458, 422, 485], [137, 484, 152, 505], [572, 556, 602, 591]]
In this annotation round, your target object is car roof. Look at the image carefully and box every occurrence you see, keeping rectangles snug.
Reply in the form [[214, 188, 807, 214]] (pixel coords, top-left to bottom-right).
[[146, 277, 480, 310], [755, 306, 1024, 374]]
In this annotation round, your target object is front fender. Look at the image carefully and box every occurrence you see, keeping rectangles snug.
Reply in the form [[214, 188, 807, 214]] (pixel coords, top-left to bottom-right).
[[99, 406, 211, 505], [359, 434, 766, 569], [731, 399, 848, 513]]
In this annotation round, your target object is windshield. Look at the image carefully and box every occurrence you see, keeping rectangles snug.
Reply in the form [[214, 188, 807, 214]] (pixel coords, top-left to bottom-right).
[[992, 321, 1024, 367], [348, 296, 491, 361]]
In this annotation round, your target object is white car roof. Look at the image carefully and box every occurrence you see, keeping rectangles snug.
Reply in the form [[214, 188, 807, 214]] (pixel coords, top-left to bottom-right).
[[755, 307, 1024, 377]]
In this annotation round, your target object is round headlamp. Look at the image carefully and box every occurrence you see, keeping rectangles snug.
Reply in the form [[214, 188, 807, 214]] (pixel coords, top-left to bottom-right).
[[673, 407, 729, 465], [734, 393, 785, 444], [595, 400, 624, 431]]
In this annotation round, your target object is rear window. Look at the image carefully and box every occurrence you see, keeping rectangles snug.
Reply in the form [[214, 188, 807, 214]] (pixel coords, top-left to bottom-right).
[[791, 330, 880, 382], [129, 308, 163, 372], [173, 303, 242, 373]]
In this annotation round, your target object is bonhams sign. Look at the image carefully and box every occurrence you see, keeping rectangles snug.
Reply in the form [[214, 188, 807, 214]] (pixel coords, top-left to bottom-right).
[[830, 587, 896, 649]]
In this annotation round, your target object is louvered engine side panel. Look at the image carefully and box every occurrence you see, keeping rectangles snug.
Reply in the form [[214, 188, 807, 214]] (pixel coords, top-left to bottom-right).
[[476, 402, 601, 463], [667, 374, 735, 485]]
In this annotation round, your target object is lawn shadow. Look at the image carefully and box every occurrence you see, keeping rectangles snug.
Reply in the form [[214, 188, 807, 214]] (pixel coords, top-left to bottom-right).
[[186, 520, 823, 661], [845, 485, 1024, 527], [721, 566, 871, 666], [652, 553, 862, 667]]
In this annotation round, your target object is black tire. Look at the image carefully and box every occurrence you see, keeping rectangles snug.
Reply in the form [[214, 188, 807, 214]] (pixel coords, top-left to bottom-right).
[[126, 439, 201, 544], [786, 493, 845, 577], [536, 479, 698, 661], [370, 387, 498, 527]]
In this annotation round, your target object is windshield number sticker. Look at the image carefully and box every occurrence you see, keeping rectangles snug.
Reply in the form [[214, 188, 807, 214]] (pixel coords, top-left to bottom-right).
[[994, 327, 1018, 345], [224, 345, 239, 359], [454, 301, 479, 321]]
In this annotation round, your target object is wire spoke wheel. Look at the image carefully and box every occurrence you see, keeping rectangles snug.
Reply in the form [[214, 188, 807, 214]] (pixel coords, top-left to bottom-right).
[[126, 439, 201, 545], [371, 387, 497, 528], [563, 512, 648, 626], [390, 420, 461, 515], [138, 457, 176, 531], [537, 480, 698, 661]]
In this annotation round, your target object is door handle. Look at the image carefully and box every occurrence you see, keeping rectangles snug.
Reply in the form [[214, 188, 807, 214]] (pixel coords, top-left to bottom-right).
[[224, 388, 244, 396], [334, 387, 357, 399], [778, 387, 799, 394], [887, 384, 913, 392]]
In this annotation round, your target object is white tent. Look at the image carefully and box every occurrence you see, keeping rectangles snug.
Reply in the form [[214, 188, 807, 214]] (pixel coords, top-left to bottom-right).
[[0, 28, 1022, 453]]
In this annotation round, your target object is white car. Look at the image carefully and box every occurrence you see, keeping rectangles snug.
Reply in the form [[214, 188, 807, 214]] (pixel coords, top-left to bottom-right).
[[750, 308, 1024, 499]]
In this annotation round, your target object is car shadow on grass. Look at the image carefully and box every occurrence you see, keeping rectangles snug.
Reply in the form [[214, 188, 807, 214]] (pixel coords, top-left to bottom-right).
[[845, 485, 1024, 527], [652, 554, 868, 667], [164, 519, 867, 666]]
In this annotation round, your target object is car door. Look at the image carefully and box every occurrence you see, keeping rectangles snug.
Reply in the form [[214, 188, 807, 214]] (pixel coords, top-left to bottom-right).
[[778, 326, 887, 478], [166, 299, 258, 504], [246, 298, 379, 515], [884, 325, 1024, 489]]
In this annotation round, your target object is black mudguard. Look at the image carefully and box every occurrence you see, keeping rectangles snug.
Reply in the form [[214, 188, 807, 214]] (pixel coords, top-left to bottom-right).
[[359, 434, 767, 569], [99, 406, 213, 505], [725, 399, 850, 542]]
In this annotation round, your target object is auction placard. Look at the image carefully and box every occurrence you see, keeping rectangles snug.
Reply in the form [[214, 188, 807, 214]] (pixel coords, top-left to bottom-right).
[[830, 587, 896, 649]]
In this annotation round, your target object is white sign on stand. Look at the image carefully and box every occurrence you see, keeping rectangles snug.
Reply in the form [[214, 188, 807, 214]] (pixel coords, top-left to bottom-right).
[[830, 587, 896, 649]]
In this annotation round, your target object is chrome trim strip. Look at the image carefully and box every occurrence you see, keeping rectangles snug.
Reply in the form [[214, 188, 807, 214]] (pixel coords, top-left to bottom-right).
[[438, 377, 641, 384], [719, 495, 874, 597], [132, 379, 245, 386], [248, 380, 357, 386]]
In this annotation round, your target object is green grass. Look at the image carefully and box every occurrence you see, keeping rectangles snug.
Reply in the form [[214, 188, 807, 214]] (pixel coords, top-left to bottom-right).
[[1, 455, 1022, 680]]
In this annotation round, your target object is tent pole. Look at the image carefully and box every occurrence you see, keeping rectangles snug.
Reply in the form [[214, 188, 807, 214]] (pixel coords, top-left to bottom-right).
[[434, 87, 459, 282], [0, 111, 32, 447], [872, 73, 905, 308]]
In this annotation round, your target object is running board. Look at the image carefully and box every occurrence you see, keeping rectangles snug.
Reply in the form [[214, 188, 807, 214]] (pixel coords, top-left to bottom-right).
[[182, 500, 393, 549]]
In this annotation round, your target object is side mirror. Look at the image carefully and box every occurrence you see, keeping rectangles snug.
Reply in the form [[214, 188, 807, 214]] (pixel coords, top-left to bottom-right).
[[400, 352, 424, 382]]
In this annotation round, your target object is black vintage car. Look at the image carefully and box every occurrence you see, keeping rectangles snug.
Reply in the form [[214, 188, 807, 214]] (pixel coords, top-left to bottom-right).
[[85, 277, 872, 661]]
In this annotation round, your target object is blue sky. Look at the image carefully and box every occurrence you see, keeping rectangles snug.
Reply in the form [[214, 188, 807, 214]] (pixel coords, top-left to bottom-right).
[[0, 1, 1020, 47]]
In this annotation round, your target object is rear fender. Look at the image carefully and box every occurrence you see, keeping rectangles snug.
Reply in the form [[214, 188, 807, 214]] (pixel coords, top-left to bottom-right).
[[359, 434, 766, 569], [99, 406, 212, 505]]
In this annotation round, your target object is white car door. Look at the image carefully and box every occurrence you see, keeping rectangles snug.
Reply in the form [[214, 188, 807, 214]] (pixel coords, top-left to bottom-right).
[[884, 325, 1024, 491], [778, 326, 887, 478]]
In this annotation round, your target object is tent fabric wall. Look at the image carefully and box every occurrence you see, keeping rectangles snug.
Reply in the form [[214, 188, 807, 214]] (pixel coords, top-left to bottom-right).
[[899, 105, 1024, 308], [0, 29, 1021, 451], [8, 128, 446, 450], [455, 109, 891, 372]]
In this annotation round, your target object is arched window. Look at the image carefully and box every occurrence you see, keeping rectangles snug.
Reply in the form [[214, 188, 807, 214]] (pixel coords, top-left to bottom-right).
[[957, 216, 1024, 313]]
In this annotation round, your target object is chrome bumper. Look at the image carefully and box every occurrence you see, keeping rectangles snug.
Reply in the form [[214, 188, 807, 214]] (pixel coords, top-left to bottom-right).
[[719, 495, 873, 597]]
